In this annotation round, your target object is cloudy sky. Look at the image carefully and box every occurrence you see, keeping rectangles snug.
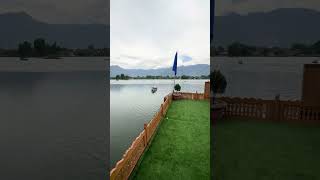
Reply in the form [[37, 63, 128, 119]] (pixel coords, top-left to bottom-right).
[[0, 0, 109, 24], [216, 0, 320, 15], [111, 0, 210, 69]]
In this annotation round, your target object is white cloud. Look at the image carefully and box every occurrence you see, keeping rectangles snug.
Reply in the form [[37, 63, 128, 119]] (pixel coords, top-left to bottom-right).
[[111, 0, 210, 69]]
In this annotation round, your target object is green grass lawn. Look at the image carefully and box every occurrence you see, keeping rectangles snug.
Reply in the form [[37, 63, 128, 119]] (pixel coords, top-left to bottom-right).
[[131, 100, 210, 180], [214, 118, 320, 180]]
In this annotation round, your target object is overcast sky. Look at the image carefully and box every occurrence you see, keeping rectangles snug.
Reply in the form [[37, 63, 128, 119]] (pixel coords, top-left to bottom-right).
[[111, 0, 210, 69], [216, 0, 320, 15], [0, 0, 109, 24]]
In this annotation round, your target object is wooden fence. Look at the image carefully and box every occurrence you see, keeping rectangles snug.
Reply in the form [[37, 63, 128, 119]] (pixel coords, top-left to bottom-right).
[[110, 91, 208, 180], [110, 93, 172, 180], [218, 97, 320, 122], [173, 92, 206, 100]]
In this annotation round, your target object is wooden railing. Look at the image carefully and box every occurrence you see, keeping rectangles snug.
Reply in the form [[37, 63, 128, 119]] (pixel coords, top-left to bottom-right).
[[110, 91, 209, 180], [173, 92, 206, 100], [110, 93, 172, 180], [218, 97, 320, 122]]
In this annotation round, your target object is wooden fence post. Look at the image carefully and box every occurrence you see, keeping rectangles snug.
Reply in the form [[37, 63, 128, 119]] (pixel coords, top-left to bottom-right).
[[274, 95, 280, 121], [144, 123, 148, 146], [161, 104, 164, 116]]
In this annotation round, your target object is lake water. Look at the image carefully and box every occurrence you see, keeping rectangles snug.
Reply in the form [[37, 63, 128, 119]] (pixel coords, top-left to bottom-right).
[[0, 63, 108, 179], [211, 57, 319, 100], [1, 56, 316, 177], [110, 79, 208, 167]]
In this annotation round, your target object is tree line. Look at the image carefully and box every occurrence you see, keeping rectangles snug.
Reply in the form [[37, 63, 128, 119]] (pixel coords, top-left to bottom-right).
[[212, 41, 320, 57], [111, 74, 210, 80], [18, 38, 63, 58], [0, 38, 110, 58]]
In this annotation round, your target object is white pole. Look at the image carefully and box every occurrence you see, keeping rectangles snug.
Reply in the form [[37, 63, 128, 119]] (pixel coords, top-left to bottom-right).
[[173, 75, 176, 92]]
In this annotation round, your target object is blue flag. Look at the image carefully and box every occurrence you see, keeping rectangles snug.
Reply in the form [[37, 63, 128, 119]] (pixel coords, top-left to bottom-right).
[[172, 52, 178, 76]]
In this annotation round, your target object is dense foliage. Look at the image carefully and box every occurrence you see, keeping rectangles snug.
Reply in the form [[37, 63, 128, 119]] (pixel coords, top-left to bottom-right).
[[111, 74, 210, 80], [0, 38, 109, 57], [211, 40, 320, 57], [174, 84, 181, 91], [211, 70, 227, 94]]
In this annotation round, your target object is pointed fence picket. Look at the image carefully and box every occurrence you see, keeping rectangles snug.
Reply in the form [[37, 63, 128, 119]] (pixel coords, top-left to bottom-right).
[[218, 97, 320, 122]]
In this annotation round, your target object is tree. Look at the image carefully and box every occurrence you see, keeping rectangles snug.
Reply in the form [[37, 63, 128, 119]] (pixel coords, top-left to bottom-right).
[[18, 41, 32, 58], [88, 44, 95, 50], [211, 70, 227, 127], [210, 46, 216, 57], [33, 38, 47, 57], [291, 43, 311, 55], [174, 84, 181, 91], [312, 41, 320, 54], [181, 75, 189, 79], [211, 70, 227, 95], [217, 46, 225, 52], [228, 42, 252, 56]]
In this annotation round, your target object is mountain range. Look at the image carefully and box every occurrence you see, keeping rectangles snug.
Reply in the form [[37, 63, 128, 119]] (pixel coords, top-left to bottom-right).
[[214, 8, 320, 47], [110, 64, 210, 77], [0, 12, 109, 49], [2, 8, 319, 49]]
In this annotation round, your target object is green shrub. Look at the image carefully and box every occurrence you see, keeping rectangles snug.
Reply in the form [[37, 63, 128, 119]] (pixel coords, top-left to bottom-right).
[[174, 84, 181, 91], [211, 70, 227, 95]]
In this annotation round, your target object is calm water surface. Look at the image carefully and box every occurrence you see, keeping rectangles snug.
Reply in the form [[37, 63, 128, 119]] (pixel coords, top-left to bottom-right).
[[212, 57, 319, 100], [110, 79, 208, 167], [0, 71, 108, 180]]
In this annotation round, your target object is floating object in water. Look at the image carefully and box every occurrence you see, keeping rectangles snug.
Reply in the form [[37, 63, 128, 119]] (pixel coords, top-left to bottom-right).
[[44, 55, 61, 59], [312, 60, 318, 64], [20, 57, 28, 61], [238, 60, 243, 64], [151, 87, 157, 93]]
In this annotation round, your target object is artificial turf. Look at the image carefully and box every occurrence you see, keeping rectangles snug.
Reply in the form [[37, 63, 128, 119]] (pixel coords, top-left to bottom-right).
[[214, 118, 320, 180], [130, 100, 210, 180]]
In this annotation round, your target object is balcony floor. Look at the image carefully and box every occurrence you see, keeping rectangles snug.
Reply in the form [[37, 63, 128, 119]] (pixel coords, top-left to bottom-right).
[[131, 100, 210, 180], [214, 118, 320, 180]]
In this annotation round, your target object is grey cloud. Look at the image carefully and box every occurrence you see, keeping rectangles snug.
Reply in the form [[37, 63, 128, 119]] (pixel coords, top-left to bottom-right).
[[111, 0, 209, 68], [216, 0, 320, 15], [0, 0, 109, 24]]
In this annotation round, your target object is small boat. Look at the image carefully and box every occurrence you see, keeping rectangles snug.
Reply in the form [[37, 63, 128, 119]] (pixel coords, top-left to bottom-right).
[[312, 60, 318, 64], [151, 87, 157, 93], [238, 60, 243, 64]]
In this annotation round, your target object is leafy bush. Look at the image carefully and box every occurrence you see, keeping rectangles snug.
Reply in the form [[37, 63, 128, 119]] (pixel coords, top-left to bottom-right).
[[211, 70, 227, 95], [174, 84, 181, 91]]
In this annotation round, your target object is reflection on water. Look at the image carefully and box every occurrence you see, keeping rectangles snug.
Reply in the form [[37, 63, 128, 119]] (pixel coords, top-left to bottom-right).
[[0, 72, 108, 180], [110, 79, 208, 167], [211, 57, 317, 100]]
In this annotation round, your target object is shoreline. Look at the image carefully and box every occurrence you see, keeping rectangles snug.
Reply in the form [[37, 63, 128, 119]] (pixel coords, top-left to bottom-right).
[[0, 57, 109, 72]]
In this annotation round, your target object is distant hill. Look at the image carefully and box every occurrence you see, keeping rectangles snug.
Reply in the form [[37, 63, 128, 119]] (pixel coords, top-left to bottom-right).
[[214, 8, 320, 47], [110, 64, 210, 77], [0, 12, 109, 49]]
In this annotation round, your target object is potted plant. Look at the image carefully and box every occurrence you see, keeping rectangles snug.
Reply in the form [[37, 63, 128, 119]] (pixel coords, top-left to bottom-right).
[[173, 83, 182, 100], [211, 70, 227, 125], [174, 84, 181, 91]]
